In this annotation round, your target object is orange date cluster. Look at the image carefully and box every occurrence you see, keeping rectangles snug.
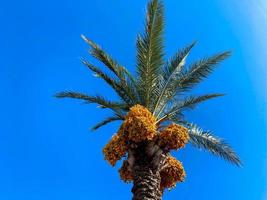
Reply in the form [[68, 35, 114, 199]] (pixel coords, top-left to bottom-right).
[[103, 105, 189, 190]]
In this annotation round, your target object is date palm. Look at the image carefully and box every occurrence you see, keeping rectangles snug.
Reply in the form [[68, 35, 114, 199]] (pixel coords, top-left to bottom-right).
[[56, 0, 241, 199]]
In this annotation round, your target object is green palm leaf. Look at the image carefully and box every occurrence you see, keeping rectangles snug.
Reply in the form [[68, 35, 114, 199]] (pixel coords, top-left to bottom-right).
[[81, 35, 140, 105], [55, 91, 128, 114], [136, 0, 164, 109], [82, 59, 136, 106], [91, 115, 124, 131], [81, 34, 135, 84], [153, 41, 196, 116], [157, 94, 224, 123], [186, 123, 242, 166], [177, 51, 231, 92]]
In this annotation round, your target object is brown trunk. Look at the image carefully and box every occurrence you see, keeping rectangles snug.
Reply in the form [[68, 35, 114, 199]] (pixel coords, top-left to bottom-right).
[[129, 141, 166, 200], [131, 164, 162, 200], [132, 166, 162, 200]]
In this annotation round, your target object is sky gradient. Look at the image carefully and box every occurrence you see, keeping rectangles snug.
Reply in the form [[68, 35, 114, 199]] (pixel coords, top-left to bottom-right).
[[1, 0, 266, 199]]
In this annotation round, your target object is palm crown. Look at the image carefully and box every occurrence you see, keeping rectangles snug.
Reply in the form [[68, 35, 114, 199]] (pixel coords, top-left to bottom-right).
[[56, 0, 241, 194]]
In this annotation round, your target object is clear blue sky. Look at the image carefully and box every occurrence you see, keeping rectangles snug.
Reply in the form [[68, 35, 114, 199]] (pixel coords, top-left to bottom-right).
[[1, 0, 266, 199]]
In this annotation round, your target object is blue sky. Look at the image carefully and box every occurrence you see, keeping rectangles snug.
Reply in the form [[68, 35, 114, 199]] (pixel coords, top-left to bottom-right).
[[0, 0, 266, 199]]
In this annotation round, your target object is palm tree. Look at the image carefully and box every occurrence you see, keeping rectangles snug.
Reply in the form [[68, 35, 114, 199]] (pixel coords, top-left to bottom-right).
[[56, 0, 241, 199]]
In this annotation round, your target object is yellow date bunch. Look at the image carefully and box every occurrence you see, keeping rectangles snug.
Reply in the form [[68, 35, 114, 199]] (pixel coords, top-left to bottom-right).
[[159, 123, 189, 150], [102, 133, 127, 166], [160, 156, 186, 190], [103, 105, 189, 190], [123, 104, 157, 142]]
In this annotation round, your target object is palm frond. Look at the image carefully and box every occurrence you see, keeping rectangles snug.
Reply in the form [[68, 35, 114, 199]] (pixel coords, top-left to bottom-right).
[[176, 93, 224, 110], [153, 41, 196, 116], [136, 0, 164, 109], [82, 59, 137, 106], [55, 91, 128, 113], [177, 51, 231, 92], [81, 34, 134, 83], [163, 41, 197, 80], [186, 123, 242, 166], [91, 115, 123, 131], [81, 35, 140, 104], [157, 93, 224, 123]]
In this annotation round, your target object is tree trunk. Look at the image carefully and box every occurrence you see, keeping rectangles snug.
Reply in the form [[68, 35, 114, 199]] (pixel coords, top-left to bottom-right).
[[131, 165, 162, 200]]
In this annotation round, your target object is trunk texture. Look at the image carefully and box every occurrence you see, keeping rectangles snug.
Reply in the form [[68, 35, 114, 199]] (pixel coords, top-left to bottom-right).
[[130, 141, 166, 200], [131, 165, 162, 200]]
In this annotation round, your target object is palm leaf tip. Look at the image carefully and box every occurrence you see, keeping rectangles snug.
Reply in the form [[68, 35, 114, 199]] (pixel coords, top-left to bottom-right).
[[178, 51, 232, 92], [54, 91, 94, 101], [81, 35, 132, 84], [180, 93, 225, 109], [81, 34, 97, 49], [91, 114, 124, 131], [187, 123, 242, 167], [158, 93, 225, 123], [55, 91, 80, 99], [55, 92, 64, 98]]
